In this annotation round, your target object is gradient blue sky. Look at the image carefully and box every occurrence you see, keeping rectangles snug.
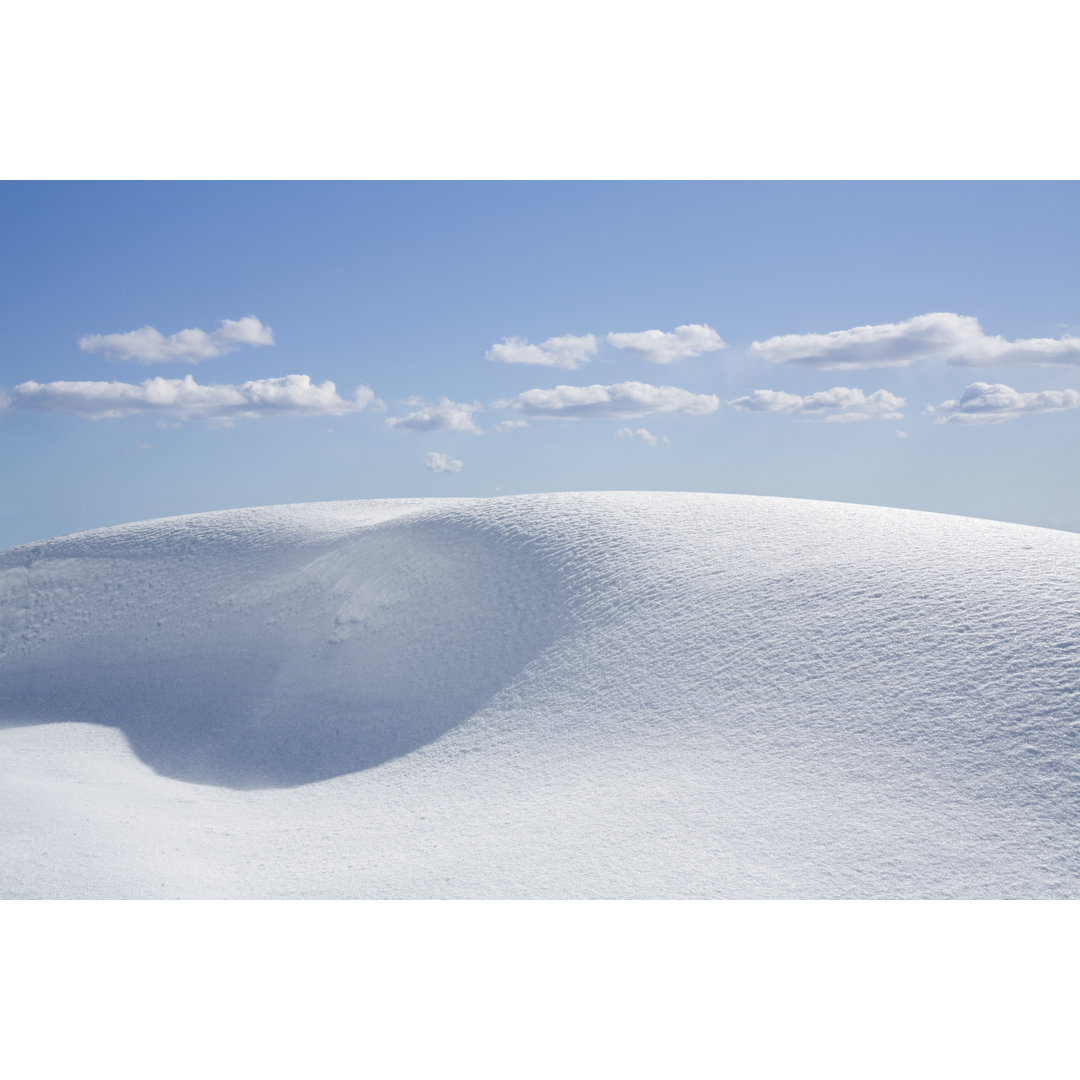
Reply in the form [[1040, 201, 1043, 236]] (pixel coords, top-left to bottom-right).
[[2, 180, 1079, 548]]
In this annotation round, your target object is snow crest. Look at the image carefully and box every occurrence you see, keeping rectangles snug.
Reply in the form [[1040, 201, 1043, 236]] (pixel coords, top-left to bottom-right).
[[1, 492, 1078, 898]]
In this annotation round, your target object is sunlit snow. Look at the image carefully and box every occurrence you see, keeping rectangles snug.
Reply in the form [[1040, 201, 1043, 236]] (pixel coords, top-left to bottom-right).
[[1, 492, 1077, 898]]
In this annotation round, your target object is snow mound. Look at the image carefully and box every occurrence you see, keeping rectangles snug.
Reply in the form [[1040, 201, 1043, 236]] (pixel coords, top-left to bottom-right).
[[1, 499, 563, 787], [1, 492, 1077, 898]]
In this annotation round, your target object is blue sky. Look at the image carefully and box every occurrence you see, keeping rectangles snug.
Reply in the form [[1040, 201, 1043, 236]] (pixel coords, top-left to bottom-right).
[[2, 180, 1079, 548]]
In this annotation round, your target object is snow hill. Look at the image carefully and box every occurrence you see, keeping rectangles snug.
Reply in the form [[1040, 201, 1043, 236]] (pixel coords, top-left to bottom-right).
[[1, 492, 1077, 898]]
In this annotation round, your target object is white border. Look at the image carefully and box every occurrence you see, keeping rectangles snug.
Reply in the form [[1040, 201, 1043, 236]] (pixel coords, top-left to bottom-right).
[[3, 900, 1077, 1076], [3, 1, 1078, 179]]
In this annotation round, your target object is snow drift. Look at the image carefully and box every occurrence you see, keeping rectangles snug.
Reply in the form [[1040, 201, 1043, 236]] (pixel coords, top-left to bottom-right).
[[1, 492, 1077, 898]]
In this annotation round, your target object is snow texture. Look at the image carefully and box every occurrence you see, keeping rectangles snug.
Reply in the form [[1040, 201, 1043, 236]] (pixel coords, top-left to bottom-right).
[[1, 492, 1078, 898]]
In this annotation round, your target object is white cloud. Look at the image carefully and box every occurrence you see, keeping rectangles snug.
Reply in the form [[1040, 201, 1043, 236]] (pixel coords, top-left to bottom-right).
[[486, 334, 597, 370], [750, 313, 1080, 370], [896, 430, 908, 439], [495, 419, 528, 431], [616, 427, 668, 446], [385, 397, 482, 433], [423, 451, 464, 473], [493, 381, 720, 420], [728, 386, 905, 422], [78, 315, 275, 365], [5, 374, 376, 422], [926, 382, 1080, 424], [606, 323, 725, 364]]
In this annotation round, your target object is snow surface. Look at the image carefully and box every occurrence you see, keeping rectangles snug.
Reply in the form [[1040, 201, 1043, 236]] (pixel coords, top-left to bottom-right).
[[1, 491, 1077, 898]]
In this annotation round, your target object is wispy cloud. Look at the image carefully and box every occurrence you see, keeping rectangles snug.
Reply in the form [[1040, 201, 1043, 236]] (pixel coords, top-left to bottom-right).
[[606, 323, 725, 364], [495, 419, 528, 431], [423, 451, 464, 473], [728, 387, 905, 422], [493, 381, 720, 420], [385, 397, 482, 433], [78, 315, 274, 365], [750, 313, 1080, 370], [486, 334, 597, 370], [3, 374, 377, 422], [925, 382, 1080, 424], [616, 426, 668, 446]]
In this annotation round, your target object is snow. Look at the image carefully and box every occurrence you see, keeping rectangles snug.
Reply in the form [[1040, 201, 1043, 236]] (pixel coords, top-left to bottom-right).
[[1, 491, 1077, 898]]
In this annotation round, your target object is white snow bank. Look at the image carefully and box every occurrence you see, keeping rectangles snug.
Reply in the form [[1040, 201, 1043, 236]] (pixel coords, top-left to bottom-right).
[[1, 492, 1077, 898]]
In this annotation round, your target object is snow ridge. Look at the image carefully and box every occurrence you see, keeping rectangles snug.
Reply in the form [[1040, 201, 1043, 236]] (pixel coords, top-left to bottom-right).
[[1, 492, 1077, 898]]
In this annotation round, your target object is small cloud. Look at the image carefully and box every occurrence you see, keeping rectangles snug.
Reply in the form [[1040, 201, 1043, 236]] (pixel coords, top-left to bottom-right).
[[424, 451, 464, 473], [606, 323, 725, 364], [728, 386, 904, 422], [495, 419, 528, 431], [8, 374, 376, 423], [487, 334, 597, 370], [926, 382, 1080, 424], [615, 426, 668, 446], [79, 315, 274, 365], [750, 313, 1080, 370], [493, 381, 719, 420], [385, 397, 482, 433], [896, 430, 908, 439]]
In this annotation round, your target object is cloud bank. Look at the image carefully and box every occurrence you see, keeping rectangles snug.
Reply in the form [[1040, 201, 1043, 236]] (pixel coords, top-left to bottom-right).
[[728, 387, 905, 422], [606, 323, 725, 364], [616, 427, 668, 445], [423, 451, 464, 473], [926, 382, 1080, 424], [486, 334, 597, 370], [5, 374, 375, 421], [386, 397, 482, 433], [750, 313, 1080, 370], [79, 316, 275, 365], [493, 381, 720, 420]]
